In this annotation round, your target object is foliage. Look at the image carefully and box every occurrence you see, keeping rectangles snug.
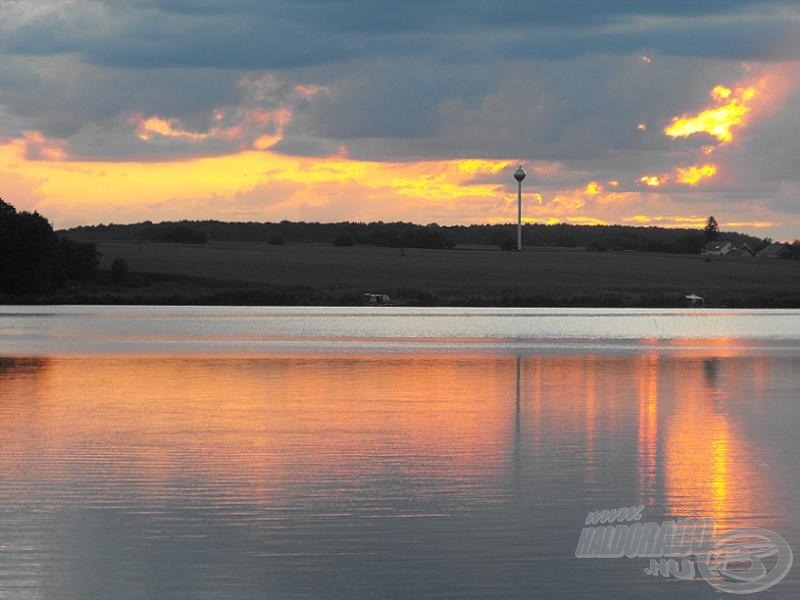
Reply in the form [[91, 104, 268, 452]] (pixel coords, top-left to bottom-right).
[[156, 224, 207, 244], [111, 257, 129, 284], [790, 241, 800, 261], [0, 198, 103, 295], [704, 215, 719, 243], [59, 237, 100, 280], [0, 198, 64, 294], [333, 232, 356, 246], [497, 233, 517, 250], [62, 219, 768, 255]]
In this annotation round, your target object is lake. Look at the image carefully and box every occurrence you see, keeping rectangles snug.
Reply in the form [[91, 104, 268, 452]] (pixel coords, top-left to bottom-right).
[[1, 307, 799, 598]]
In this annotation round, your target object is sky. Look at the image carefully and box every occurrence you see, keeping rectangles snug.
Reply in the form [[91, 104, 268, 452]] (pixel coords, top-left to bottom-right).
[[2, 1, 800, 239]]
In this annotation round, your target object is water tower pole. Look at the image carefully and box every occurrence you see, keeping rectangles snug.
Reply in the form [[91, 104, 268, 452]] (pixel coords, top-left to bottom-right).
[[513, 165, 527, 251]]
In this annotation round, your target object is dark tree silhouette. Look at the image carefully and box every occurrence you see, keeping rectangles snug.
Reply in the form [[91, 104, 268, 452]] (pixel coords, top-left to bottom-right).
[[496, 232, 517, 250], [111, 257, 129, 284], [61, 218, 769, 255], [704, 216, 720, 243], [59, 237, 100, 280], [333, 232, 356, 246], [0, 198, 64, 294], [156, 225, 206, 243], [1, 198, 101, 295]]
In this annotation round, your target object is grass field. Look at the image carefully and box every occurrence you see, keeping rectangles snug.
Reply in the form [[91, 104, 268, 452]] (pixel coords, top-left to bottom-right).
[[54, 241, 800, 307]]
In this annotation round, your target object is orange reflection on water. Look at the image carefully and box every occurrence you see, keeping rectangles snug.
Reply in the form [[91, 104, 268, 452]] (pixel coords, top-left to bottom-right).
[[0, 349, 786, 526], [659, 354, 778, 526], [637, 353, 659, 505], [0, 355, 518, 502]]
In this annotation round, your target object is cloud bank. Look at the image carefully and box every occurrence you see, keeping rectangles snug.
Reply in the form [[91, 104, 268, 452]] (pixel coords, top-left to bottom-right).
[[1, 0, 800, 238]]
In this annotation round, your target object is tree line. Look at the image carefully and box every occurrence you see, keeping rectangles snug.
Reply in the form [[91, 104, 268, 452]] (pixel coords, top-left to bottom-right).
[[62, 218, 777, 255], [1, 199, 101, 294]]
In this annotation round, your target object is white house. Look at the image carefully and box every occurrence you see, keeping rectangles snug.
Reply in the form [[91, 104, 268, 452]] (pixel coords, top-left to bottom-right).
[[702, 241, 733, 256]]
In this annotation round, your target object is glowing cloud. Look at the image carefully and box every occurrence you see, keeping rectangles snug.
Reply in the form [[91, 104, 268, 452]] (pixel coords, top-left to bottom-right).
[[456, 159, 512, 175], [638, 163, 718, 188], [725, 221, 778, 229], [585, 181, 603, 196], [0, 130, 515, 226], [675, 164, 717, 185], [134, 108, 292, 148], [19, 130, 68, 161], [545, 216, 609, 226], [137, 116, 209, 141], [625, 215, 709, 227], [664, 84, 757, 143]]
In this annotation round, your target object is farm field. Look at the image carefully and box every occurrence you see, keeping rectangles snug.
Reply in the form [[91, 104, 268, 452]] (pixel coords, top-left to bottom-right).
[[71, 241, 800, 307]]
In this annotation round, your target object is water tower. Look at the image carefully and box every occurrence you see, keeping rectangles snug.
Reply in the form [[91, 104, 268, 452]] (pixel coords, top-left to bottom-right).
[[513, 165, 526, 251]]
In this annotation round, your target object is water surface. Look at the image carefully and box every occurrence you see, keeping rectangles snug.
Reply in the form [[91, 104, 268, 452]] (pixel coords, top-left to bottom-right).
[[1, 307, 798, 598]]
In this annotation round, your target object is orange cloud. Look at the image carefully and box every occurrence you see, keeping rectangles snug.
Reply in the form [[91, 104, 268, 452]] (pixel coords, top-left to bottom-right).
[[584, 181, 603, 196], [0, 130, 517, 226], [675, 164, 717, 185], [640, 175, 662, 187], [664, 84, 757, 143], [136, 116, 210, 141], [639, 163, 718, 188], [724, 220, 778, 229], [133, 108, 292, 148], [456, 159, 511, 175], [294, 83, 327, 98], [560, 216, 609, 226], [18, 130, 68, 161], [3, 63, 797, 238], [625, 215, 709, 227]]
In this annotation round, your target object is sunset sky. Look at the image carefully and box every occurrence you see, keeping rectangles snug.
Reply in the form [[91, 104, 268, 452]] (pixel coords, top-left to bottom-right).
[[2, 1, 800, 239]]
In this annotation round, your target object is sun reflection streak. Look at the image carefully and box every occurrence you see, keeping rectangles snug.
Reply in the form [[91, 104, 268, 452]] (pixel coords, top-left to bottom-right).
[[637, 354, 659, 506]]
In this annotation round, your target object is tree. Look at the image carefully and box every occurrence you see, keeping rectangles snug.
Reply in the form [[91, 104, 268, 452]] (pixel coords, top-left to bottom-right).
[[59, 237, 100, 280], [704, 216, 719, 243], [789, 240, 800, 261], [156, 225, 206, 243], [333, 232, 356, 246], [497, 233, 517, 251], [0, 198, 64, 294], [111, 257, 129, 284]]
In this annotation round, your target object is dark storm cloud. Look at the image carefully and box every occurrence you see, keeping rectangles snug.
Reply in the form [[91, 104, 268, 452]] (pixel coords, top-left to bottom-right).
[[279, 54, 742, 162], [3, 1, 799, 70], [2, 0, 798, 148], [0, 56, 241, 138]]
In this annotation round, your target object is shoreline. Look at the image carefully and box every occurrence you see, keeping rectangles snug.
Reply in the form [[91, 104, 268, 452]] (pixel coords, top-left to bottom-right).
[[3, 271, 800, 308]]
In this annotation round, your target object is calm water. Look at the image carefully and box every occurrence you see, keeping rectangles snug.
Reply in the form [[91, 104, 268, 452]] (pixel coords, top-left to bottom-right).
[[1, 307, 799, 599]]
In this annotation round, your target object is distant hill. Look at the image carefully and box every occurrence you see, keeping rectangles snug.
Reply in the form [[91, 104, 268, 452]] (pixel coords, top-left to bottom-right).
[[61, 219, 771, 255]]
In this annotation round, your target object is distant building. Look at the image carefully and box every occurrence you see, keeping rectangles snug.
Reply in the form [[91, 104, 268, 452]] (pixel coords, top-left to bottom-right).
[[729, 243, 756, 257], [757, 242, 791, 259], [702, 241, 733, 256]]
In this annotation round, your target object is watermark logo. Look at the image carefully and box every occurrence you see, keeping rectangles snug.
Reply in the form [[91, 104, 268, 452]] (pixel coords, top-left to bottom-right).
[[575, 506, 793, 594]]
